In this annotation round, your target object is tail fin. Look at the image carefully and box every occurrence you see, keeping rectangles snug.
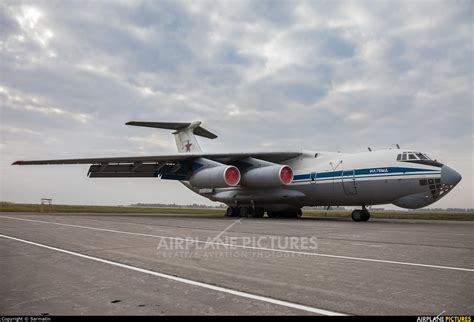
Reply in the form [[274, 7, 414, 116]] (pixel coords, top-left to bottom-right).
[[126, 121, 217, 153]]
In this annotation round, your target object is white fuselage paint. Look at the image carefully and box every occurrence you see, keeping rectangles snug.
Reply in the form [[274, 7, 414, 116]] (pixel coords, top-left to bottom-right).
[[191, 149, 452, 211]]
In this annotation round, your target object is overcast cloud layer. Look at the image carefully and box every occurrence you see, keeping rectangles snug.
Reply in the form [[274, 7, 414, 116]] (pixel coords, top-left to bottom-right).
[[1, 0, 472, 208]]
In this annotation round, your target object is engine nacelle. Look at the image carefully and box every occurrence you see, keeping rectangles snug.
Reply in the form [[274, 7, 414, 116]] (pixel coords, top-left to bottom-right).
[[240, 165, 293, 187], [189, 165, 241, 188]]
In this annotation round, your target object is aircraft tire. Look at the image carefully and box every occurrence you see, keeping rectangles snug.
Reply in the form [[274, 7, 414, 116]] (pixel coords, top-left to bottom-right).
[[296, 208, 303, 218], [351, 210, 364, 222], [267, 211, 278, 218], [284, 209, 302, 218], [252, 207, 265, 218], [225, 207, 239, 217], [239, 207, 250, 217], [362, 211, 371, 222]]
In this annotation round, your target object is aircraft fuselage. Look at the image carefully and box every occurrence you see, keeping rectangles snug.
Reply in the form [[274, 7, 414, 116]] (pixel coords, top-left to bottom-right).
[[192, 149, 461, 212]]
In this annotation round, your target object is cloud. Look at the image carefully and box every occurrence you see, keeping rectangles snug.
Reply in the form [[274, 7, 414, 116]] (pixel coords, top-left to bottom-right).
[[1, 0, 472, 208]]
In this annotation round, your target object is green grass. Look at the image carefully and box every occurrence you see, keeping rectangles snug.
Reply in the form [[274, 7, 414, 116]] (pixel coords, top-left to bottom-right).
[[1, 202, 473, 220], [0, 202, 225, 215]]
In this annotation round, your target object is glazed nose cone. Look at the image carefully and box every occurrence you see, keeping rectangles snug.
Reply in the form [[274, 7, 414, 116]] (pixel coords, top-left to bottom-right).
[[441, 165, 462, 185]]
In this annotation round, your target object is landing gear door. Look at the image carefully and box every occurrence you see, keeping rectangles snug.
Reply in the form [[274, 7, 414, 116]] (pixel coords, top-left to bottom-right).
[[342, 170, 358, 195]]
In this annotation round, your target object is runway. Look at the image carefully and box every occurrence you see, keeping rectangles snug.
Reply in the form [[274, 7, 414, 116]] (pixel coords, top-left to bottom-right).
[[1, 213, 472, 315]]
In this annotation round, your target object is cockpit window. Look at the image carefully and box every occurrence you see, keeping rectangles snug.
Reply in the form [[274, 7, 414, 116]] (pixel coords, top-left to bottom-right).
[[397, 151, 442, 167], [398, 152, 428, 161]]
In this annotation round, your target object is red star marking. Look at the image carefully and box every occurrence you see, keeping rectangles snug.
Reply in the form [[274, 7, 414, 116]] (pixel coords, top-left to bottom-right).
[[185, 140, 192, 152]]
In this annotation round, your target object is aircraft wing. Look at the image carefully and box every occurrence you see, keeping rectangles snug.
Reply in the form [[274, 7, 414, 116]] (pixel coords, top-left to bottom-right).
[[12, 152, 302, 180]]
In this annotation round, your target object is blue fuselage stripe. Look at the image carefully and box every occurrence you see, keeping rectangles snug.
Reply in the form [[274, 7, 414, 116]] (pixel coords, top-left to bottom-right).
[[292, 167, 440, 182]]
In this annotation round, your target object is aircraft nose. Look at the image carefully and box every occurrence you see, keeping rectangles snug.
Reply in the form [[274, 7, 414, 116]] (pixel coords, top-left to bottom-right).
[[441, 165, 462, 186]]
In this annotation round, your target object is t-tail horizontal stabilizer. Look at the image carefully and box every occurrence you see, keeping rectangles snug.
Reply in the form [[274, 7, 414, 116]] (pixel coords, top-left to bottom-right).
[[126, 121, 217, 153]]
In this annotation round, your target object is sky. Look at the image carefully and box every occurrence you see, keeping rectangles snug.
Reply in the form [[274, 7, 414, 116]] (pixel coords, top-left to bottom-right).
[[0, 0, 472, 209]]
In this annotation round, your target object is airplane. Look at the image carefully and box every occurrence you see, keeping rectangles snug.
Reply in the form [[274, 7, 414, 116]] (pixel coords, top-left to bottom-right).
[[12, 121, 462, 221]]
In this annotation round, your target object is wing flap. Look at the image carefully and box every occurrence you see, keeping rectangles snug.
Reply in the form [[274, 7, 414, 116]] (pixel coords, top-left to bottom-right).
[[89, 172, 157, 178], [87, 162, 190, 179]]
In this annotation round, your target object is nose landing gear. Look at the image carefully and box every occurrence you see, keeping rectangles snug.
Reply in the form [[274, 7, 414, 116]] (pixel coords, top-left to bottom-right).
[[351, 206, 370, 222]]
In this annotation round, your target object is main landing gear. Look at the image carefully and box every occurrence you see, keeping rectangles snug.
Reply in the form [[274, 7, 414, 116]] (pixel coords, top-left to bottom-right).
[[225, 206, 264, 218], [267, 208, 302, 218], [225, 207, 302, 218], [351, 206, 370, 222]]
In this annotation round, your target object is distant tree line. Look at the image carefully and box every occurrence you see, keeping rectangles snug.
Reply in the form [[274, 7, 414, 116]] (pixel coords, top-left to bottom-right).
[[129, 202, 226, 208], [304, 206, 347, 210], [415, 208, 474, 212]]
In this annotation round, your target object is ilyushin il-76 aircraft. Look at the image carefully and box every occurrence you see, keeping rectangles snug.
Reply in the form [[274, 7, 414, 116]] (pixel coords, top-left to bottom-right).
[[13, 121, 462, 221]]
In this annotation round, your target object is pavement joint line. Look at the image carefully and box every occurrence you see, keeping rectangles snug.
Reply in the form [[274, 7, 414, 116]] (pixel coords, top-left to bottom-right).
[[0, 215, 473, 272], [0, 233, 346, 316]]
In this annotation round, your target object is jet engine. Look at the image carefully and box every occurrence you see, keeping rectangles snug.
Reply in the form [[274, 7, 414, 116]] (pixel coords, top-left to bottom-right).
[[189, 165, 241, 188], [240, 165, 293, 187]]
